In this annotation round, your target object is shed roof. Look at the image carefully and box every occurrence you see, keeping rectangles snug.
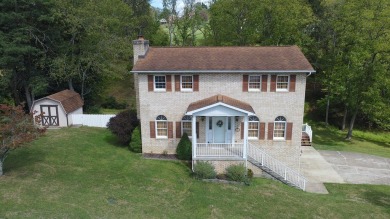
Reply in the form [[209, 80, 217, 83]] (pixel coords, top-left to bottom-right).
[[187, 94, 255, 114], [36, 90, 83, 114], [133, 46, 314, 72]]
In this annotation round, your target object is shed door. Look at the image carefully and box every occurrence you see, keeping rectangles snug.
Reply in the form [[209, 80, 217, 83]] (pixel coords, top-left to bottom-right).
[[41, 105, 59, 126]]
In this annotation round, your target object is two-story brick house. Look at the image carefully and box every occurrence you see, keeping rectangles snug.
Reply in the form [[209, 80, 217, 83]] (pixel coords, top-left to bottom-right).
[[131, 36, 314, 187]]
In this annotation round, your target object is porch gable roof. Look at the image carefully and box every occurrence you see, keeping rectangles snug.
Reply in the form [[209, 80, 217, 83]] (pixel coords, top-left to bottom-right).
[[186, 94, 255, 115]]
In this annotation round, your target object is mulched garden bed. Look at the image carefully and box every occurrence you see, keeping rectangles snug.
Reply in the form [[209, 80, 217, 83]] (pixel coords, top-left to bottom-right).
[[143, 153, 179, 160]]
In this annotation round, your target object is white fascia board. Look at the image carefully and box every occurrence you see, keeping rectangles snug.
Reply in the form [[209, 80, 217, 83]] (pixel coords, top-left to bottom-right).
[[131, 70, 315, 74], [186, 102, 255, 116]]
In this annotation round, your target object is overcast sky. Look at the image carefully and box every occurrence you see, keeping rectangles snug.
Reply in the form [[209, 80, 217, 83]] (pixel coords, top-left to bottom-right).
[[150, 0, 208, 11]]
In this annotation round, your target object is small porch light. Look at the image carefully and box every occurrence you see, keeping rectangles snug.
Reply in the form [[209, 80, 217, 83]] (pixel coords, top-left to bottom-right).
[[235, 116, 239, 122]]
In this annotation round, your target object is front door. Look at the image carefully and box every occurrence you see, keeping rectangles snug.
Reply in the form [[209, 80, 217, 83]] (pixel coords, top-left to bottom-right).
[[213, 116, 225, 143]]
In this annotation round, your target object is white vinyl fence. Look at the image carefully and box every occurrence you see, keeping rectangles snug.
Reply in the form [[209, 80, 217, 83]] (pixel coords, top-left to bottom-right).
[[71, 114, 115, 128]]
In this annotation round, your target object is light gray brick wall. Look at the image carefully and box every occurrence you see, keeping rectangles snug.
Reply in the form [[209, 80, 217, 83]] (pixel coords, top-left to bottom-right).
[[137, 73, 306, 168]]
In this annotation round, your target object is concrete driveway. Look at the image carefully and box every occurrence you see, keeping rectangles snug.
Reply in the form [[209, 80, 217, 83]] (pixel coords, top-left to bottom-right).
[[300, 147, 390, 194], [318, 150, 390, 185]]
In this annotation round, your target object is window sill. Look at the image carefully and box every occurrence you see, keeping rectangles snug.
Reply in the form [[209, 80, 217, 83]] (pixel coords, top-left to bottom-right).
[[273, 138, 286, 142], [154, 90, 166, 93], [180, 89, 193, 93], [248, 89, 261, 92], [156, 136, 168, 139], [276, 89, 289, 93], [248, 137, 259, 140]]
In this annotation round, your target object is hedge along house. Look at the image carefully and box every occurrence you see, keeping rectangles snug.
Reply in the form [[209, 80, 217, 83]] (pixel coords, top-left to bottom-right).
[[132, 36, 315, 190], [31, 90, 84, 127]]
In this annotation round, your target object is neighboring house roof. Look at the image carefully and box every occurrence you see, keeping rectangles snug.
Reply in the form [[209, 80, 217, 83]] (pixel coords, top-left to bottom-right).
[[187, 94, 255, 114], [132, 46, 315, 73], [33, 90, 84, 114]]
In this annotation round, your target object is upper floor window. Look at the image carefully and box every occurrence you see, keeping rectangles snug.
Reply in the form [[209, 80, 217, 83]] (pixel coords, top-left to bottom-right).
[[181, 75, 193, 91], [248, 76, 261, 91], [181, 115, 192, 137], [274, 116, 286, 139], [276, 75, 289, 91], [248, 116, 259, 139], [156, 115, 168, 138], [154, 75, 166, 91]]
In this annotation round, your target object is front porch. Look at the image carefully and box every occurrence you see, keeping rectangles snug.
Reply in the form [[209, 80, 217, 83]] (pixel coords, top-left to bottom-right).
[[194, 143, 245, 160], [186, 95, 255, 161]]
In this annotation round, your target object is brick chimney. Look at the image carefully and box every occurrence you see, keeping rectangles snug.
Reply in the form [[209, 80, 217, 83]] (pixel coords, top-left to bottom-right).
[[133, 35, 149, 65]]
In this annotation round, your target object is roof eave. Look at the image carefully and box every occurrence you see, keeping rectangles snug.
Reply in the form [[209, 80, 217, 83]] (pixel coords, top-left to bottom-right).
[[131, 70, 315, 74]]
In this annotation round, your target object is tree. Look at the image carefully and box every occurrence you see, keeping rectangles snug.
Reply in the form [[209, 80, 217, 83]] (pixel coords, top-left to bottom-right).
[[163, 0, 177, 46], [314, 0, 390, 138], [0, 0, 59, 109], [0, 104, 46, 176]]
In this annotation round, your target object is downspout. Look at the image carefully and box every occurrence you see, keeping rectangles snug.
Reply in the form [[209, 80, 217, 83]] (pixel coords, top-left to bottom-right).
[[66, 113, 69, 127]]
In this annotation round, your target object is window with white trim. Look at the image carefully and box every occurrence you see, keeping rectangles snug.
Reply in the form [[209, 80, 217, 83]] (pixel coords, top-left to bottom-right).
[[276, 75, 289, 91], [274, 116, 286, 139], [248, 75, 261, 91], [154, 75, 166, 91], [181, 115, 192, 137], [181, 75, 193, 91], [248, 116, 259, 139], [156, 115, 168, 138]]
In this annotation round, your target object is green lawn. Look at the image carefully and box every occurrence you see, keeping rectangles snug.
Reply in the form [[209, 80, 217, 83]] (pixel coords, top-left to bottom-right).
[[310, 122, 390, 158], [1, 127, 389, 218]]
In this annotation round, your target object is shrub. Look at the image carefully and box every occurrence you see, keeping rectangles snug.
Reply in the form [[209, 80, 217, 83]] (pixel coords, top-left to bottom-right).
[[107, 109, 139, 145], [193, 161, 216, 179], [129, 126, 142, 153], [226, 164, 247, 182], [247, 169, 254, 179], [176, 133, 192, 160]]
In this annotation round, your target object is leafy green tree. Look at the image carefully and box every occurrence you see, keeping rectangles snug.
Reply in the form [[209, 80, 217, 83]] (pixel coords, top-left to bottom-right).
[[0, 0, 59, 108], [176, 133, 192, 160]]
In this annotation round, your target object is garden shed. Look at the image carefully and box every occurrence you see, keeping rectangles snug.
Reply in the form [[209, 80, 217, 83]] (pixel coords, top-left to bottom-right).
[[31, 90, 84, 127]]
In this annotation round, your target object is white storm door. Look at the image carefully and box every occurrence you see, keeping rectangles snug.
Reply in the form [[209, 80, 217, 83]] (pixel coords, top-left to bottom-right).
[[213, 116, 225, 143]]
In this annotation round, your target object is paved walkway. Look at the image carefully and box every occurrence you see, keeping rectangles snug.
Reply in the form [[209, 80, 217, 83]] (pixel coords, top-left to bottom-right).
[[300, 147, 390, 194], [300, 147, 344, 194]]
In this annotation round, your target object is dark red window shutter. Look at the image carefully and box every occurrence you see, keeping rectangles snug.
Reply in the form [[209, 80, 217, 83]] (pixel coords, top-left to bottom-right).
[[268, 123, 274, 140], [196, 122, 199, 138], [175, 75, 180, 91], [150, 121, 155, 138], [270, 75, 276, 92], [168, 121, 173, 138], [193, 75, 199, 91], [261, 75, 268, 92], [243, 75, 248, 92], [289, 75, 296, 92], [241, 122, 244, 139], [176, 121, 181, 138], [148, 75, 153, 92], [259, 122, 266, 140], [166, 75, 172, 92], [286, 122, 293, 140]]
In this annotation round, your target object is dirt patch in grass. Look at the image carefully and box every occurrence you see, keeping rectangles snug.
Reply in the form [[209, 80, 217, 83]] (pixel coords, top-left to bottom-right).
[[143, 153, 178, 160]]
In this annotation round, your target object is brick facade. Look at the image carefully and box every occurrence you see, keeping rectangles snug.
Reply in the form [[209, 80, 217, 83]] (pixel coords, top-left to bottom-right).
[[136, 73, 306, 169]]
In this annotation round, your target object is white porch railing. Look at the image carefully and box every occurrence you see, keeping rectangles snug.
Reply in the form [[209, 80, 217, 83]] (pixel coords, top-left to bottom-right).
[[247, 143, 307, 191], [195, 143, 244, 158], [302, 123, 312, 142]]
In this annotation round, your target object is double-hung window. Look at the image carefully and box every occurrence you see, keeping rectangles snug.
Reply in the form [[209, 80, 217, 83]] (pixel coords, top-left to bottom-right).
[[181, 115, 192, 137], [181, 75, 193, 91], [276, 75, 289, 91], [274, 116, 286, 139], [156, 115, 168, 138], [154, 75, 166, 91], [248, 75, 261, 91], [248, 116, 260, 139]]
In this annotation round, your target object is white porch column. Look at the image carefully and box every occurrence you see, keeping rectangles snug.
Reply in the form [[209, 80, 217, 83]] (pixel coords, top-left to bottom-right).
[[192, 115, 197, 158], [243, 115, 248, 159]]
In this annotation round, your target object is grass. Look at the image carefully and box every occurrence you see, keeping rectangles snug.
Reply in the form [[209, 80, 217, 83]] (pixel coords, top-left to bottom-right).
[[1, 127, 390, 218], [310, 121, 390, 158]]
